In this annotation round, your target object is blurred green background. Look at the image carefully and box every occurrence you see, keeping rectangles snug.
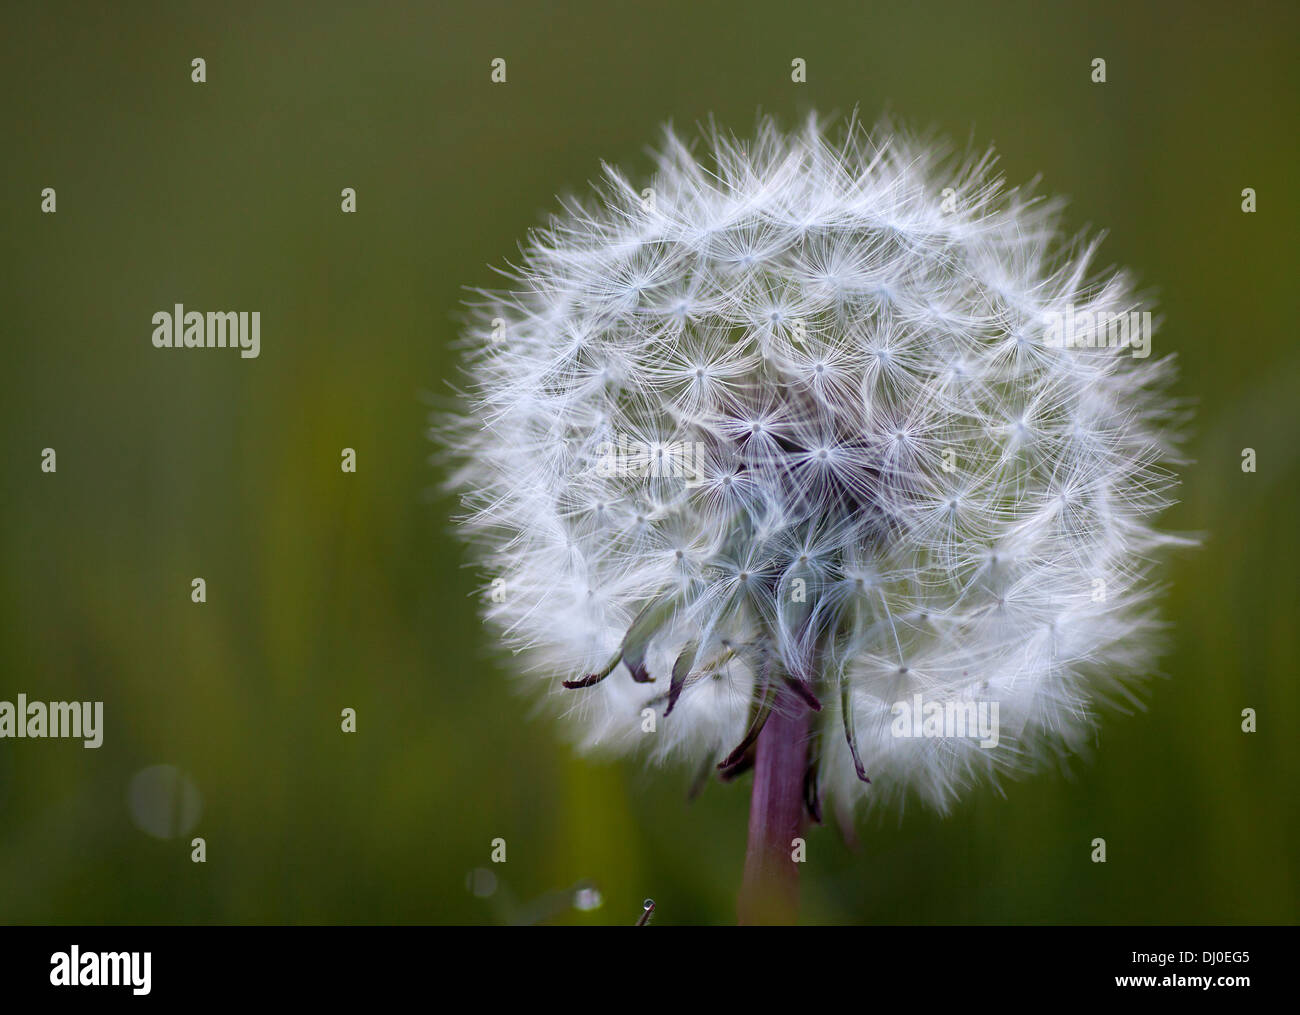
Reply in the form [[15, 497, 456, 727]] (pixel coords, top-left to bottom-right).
[[1, 0, 1296, 925]]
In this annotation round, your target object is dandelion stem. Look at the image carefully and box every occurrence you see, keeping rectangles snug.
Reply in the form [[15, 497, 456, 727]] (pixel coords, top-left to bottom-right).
[[738, 683, 810, 925]]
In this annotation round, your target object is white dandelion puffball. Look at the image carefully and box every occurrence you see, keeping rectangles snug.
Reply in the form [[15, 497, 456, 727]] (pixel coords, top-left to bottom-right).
[[444, 114, 1187, 816]]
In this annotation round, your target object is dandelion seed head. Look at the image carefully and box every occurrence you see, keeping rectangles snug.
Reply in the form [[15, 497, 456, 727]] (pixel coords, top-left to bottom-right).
[[441, 113, 1188, 815]]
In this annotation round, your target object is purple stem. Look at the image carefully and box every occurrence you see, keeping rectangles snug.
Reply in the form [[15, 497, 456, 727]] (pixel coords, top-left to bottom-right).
[[738, 684, 810, 925]]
